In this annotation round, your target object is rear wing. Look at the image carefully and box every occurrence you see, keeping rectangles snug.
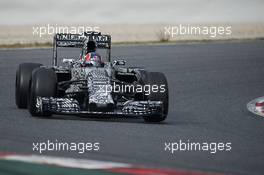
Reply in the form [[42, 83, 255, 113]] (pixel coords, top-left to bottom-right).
[[52, 32, 111, 66]]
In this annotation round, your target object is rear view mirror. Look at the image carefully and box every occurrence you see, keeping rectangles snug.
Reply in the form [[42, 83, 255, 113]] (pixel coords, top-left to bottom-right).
[[113, 60, 126, 66], [62, 58, 74, 64]]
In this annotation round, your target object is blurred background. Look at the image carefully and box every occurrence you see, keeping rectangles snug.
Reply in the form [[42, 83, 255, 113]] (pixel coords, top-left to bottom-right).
[[0, 0, 264, 45]]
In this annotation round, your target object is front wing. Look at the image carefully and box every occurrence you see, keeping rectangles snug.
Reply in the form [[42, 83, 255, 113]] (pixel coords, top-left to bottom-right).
[[36, 97, 163, 117]]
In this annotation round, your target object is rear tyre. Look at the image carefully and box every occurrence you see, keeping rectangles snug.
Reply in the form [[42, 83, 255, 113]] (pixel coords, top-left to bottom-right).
[[15, 63, 42, 108], [28, 68, 57, 116], [142, 72, 169, 122]]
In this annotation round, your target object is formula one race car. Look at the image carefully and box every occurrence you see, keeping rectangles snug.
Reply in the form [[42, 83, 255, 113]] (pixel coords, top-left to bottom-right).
[[15, 32, 169, 122]]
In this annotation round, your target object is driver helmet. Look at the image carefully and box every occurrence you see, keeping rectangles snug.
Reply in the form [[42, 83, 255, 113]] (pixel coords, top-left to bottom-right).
[[83, 52, 102, 67]]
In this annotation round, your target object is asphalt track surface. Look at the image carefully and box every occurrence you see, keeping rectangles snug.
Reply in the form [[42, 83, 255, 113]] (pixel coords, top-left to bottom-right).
[[0, 41, 264, 175]]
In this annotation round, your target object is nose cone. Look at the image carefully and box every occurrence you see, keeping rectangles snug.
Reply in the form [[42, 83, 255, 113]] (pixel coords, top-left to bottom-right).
[[89, 102, 114, 112]]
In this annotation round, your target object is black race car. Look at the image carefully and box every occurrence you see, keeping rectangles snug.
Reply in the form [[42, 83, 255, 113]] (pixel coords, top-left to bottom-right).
[[15, 32, 169, 122]]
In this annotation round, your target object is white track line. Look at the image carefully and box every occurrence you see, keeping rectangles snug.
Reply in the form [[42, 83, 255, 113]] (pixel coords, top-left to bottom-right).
[[0, 154, 131, 169]]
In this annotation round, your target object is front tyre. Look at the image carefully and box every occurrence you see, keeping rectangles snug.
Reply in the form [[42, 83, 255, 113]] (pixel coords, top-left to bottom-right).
[[28, 68, 57, 116], [143, 72, 169, 122], [15, 63, 42, 108]]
